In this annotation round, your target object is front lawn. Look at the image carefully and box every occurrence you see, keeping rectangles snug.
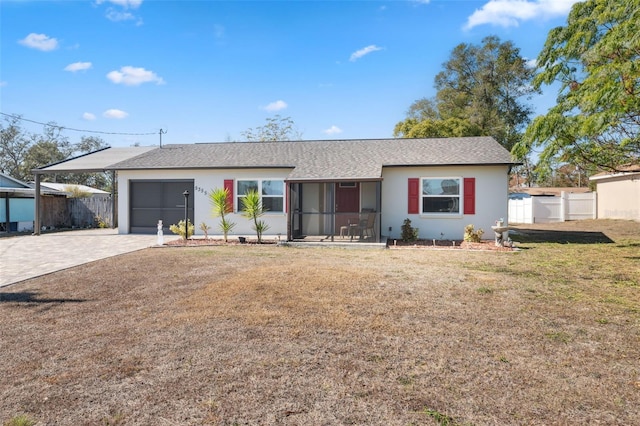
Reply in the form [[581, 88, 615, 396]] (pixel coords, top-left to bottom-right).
[[1, 220, 639, 425]]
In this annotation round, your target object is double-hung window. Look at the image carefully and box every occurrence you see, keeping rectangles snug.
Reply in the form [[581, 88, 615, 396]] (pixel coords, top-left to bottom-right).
[[421, 177, 461, 214], [236, 179, 284, 213]]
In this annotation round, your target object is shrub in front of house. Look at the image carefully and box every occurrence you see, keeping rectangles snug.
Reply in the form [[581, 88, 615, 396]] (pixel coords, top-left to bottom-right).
[[170, 219, 195, 240], [463, 224, 484, 243], [401, 218, 419, 242]]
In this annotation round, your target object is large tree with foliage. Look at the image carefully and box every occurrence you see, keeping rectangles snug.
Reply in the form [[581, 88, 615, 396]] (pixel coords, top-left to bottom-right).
[[0, 115, 31, 180], [241, 115, 302, 142], [395, 36, 537, 152], [0, 115, 109, 187], [514, 0, 640, 172]]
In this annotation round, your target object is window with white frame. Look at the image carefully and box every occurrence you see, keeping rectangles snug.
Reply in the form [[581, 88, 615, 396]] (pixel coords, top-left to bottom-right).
[[236, 179, 284, 213], [421, 177, 461, 214]]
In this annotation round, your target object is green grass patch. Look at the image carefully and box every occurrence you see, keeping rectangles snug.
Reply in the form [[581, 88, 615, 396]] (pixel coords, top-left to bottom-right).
[[3, 415, 35, 426]]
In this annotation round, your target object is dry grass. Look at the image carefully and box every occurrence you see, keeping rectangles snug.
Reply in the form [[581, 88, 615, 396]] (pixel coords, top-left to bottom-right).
[[1, 219, 639, 425]]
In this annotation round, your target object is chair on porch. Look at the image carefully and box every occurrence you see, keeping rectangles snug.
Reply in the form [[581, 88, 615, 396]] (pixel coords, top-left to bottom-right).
[[349, 208, 376, 241]]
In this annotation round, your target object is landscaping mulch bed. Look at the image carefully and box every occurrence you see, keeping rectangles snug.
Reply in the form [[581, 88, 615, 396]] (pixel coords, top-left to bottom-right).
[[165, 237, 278, 247], [388, 239, 515, 251]]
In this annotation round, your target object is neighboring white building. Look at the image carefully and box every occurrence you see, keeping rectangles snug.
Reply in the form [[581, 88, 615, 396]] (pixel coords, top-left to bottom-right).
[[589, 165, 640, 221], [36, 137, 515, 241]]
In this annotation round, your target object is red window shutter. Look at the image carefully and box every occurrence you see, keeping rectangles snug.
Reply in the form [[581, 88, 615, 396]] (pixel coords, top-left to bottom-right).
[[223, 179, 234, 213], [408, 178, 420, 214], [284, 182, 289, 213], [463, 177, 475, 215]]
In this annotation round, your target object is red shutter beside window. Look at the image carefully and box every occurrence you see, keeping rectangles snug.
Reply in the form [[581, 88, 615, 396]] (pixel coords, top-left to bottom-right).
[[223, 179, 234, 213], [285, 182, 289, 213], [463, 177, 475, 215], [408, 178, 419, 214]]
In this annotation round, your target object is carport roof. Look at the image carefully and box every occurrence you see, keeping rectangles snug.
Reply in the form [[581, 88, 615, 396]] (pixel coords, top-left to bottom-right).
[[35, 146, 156, 174], [105, 137, 515, 181]]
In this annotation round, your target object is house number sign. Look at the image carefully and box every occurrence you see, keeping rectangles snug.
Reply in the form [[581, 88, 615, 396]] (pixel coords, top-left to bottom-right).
[[194, 185, 208, 196]]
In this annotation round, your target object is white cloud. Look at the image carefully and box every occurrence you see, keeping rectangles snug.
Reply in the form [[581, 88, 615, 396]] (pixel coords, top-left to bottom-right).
[[64, 62, 93, 72], [262, 100, 288, 112], [82, 112, 97, 121], [103, 109, 129, 119], [465, 0, 583, 30], [106, 66, 165, 86], [97, 0, 143, 24], [18, 33, 59, 51], [96, 0, 143, 9], [323, 125, 343, 135], [0, 81, 7, 87], [106, 9, 135, 22], [350, 45, 383, 62]]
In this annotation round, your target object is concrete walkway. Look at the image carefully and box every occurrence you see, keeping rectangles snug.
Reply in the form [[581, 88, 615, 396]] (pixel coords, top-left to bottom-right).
[[0, 229, 179, 287]]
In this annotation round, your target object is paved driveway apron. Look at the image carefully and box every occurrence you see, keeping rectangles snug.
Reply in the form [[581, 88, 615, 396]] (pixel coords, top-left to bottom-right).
[[0, 229, 174, 287]]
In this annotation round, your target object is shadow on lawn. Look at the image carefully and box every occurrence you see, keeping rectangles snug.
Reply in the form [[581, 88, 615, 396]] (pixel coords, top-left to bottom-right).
[[510, 229, 615, 244], [0, 291, 86, 304]]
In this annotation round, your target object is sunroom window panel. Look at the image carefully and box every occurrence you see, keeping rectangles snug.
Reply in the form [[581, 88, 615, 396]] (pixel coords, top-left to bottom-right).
[[423, 178, 459, 195], [262, 180, 283, 196], [423, 197, 460, 213], [238, 180, 258, 195], [262, 197, 283, 212], [236, 179, 284, 213], [421, 177, 461, 214]]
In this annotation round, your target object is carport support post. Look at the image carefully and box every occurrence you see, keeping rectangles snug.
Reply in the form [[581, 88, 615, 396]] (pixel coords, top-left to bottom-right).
[[4, 194, 9, 233], [183, 190, 189, 240], [34, 173, 41, 235], [110, 170, 116, 229]]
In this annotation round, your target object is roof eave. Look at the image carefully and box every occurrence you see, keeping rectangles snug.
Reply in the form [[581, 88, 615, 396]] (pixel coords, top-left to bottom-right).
[[382, 162, 517, 168]]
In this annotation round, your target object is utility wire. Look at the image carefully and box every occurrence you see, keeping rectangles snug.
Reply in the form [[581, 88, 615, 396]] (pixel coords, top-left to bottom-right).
[[0, 112, 157, 136]]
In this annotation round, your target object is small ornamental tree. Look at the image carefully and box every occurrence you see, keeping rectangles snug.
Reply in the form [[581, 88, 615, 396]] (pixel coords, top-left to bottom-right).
[[209, 187, 236, 242], [241, 189, 270, 243], [401, 218, 419, 242]]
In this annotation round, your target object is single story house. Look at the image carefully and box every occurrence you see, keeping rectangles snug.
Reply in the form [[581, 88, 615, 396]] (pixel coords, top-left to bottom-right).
[[34, 137, 515, 242], [589, 165, 640, 221]]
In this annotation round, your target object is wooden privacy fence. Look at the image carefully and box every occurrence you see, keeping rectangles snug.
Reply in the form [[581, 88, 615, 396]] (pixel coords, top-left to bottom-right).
[[508, 191, 597, 224], [41, 195, 115, 229]]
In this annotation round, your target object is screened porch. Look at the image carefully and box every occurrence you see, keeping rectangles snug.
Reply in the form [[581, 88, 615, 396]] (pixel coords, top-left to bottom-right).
[[287, 181, 382, 243]]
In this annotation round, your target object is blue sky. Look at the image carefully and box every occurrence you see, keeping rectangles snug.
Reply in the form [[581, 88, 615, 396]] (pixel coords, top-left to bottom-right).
[[1, 0, 582, 148]]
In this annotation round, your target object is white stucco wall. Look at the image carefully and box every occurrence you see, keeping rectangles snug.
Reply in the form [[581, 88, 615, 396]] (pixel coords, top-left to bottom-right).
[[117, 165, 510, 240], [381, 166, 509, 241], [595, 175, 640, 220], [118, 168, 291, 236]]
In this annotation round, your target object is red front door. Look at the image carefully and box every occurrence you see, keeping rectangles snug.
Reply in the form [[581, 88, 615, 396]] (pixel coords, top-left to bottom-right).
[[335, 182, 360, 231]]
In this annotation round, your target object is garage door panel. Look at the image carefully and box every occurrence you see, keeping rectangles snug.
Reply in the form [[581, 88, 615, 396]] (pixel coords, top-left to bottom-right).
[[130, 182, 163, 208], [130, 180, 193, 233], [163, 182, 192, 207]]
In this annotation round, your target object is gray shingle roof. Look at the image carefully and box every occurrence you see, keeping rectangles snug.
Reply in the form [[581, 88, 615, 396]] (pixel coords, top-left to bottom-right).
[[60, 137, 515, 180]]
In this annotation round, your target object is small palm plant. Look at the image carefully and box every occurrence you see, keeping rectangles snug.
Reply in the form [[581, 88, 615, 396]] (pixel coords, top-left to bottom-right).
[[209, 187, 236, 242], [241, 189, 270, 243]]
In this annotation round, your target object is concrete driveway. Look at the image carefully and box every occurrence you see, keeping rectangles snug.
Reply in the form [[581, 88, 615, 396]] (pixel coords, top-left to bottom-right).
[[0, 229, 179, 287]]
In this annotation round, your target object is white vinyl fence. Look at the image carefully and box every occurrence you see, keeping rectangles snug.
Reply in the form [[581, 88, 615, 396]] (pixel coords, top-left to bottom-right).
[[508, 192, 597, 224]]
